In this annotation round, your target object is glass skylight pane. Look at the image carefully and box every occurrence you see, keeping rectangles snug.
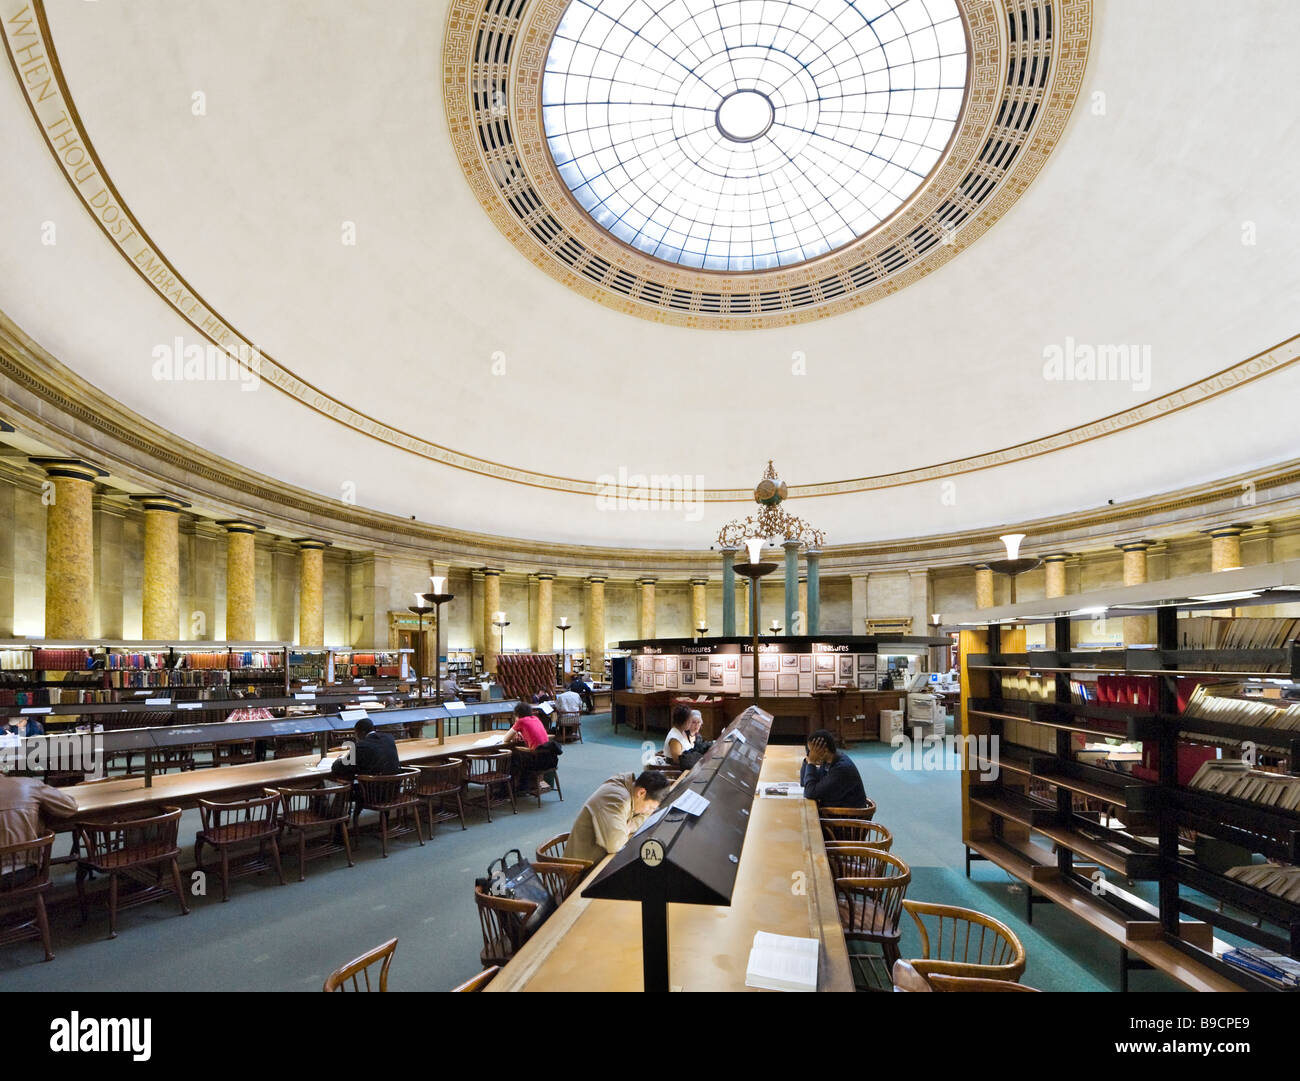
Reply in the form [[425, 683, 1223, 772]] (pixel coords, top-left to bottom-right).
[[543, 0, 967, 272]]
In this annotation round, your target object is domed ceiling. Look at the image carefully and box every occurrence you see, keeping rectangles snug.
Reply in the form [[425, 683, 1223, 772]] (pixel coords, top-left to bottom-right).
[[0, 0, 1298, 549]]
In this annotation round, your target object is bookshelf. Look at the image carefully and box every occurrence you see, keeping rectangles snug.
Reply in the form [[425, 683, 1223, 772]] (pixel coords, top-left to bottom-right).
[[953, 564, 1300, 991]]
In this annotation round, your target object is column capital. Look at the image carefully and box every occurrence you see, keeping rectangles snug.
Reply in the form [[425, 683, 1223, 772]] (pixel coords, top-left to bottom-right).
[[781, 538, 802, 550], [293, 537, 332, 550], [1202, 522, 1251, 538], [216, 518, 265, 534], [638, 577, 658, 586], [481, 566, 503, 577], [1041, 552, 1072, 563], [534, 571, 556, 581], [130, 494, 192, 514], [1115, 539, 1155, 553], [689, 577, 709, 586], [586, 574, 607, 584], [29, 456, 107, 482]]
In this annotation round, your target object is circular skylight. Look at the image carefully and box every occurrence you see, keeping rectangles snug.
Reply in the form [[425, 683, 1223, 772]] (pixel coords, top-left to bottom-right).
[[541, 0, 969, 273]]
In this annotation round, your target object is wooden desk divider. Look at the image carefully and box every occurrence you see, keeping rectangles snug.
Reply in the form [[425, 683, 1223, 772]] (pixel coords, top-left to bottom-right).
[[581, 705, 774, 992]]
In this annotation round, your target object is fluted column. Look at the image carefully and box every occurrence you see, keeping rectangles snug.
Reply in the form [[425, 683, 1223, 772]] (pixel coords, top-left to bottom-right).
[[217, 520, 262, 640], [691, 577, 708, 635], [974, 565, 995, 609], [482, 568, 501, 674], [534, 573, 554, 653], [32, 458, 105, 639], [295, 538, 329, 646], [1205, 524, 1249, 572], [806, 550, 821, 635], [783, 541, 800, 635], [1043, 553, 1069, 599], [132, 495, 190, 640], [638, 578, 657, 639], [1118, 540, 1154, 645], [721, 548, 737, 636], [586, 575, 606, 677]]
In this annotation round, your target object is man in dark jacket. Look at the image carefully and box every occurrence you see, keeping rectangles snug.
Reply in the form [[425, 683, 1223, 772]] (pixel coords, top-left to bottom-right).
[[331, 718, 400, 780], [799, 729, 867, 808]]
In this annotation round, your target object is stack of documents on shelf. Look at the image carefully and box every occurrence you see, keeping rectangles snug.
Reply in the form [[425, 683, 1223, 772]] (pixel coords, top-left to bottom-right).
[[1225, 863, 1300, 903], [1183, 683, 1300, 731], [1188, 760, 1300, 810], [1178, 617, 1300, 667], [745, 932, 819, 992], [1222, 946, 1300, 988]]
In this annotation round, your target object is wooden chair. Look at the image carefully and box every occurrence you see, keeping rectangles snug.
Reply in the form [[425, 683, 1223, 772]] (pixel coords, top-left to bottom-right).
[[355, 768, 425, 857], [323, 937, 398, 991], [927, 974, 1040, 992], [556, 709, 583, 744], [464, 751, 516, 822], [414, 759, 467, 832], [195, 792, 287, 901], [270, 782, 354, 881], [894, 900, 1026, 987], [474, 884, 538, 967], [821, 818, 891, 849], [0, 833, 55, 961], [452, 965, 499, 991], [512, 747, 563, 808], [532, 859, 584, 904], [273, 736, 315, 760], [830, 849, 911, 989], [820, 800, 877, 821], [210, 740, 258, 767], [535, 833, 594, 874], [75, 806, 190, 939]]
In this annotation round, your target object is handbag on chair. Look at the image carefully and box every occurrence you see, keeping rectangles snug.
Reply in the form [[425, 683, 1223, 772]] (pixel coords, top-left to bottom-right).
[[477, 848, 557, 939]]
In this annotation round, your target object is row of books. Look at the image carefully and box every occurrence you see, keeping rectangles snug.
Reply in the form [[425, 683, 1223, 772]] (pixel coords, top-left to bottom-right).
[[186, 650, 282, 670], [1225, 863, 1300, 904], [29, 648, 91, 670], [1221, 946, 1300, 989], [1183, 682, 1300, 731], [1178, 616, 1300, 665], [105, 651, 173, 670], [0, 649, 33, 671], [1187, 760, 1300, 811]]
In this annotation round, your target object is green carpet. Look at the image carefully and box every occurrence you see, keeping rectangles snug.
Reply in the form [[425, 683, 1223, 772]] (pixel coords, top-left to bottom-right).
[[0, 715, 1179, 991]]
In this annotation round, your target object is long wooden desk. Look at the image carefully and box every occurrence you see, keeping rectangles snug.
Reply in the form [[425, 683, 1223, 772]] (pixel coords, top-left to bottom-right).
[[486, 745, 854, 992], [58, 730, 503, 818]]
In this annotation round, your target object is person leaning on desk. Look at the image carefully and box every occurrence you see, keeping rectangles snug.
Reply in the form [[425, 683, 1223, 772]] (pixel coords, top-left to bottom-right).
[[0, 767, 77, 885], [799, 729, 867, 808], [563, 770, 673, 865], [4, 716, 44, 738], [330, 717, 401, 779]]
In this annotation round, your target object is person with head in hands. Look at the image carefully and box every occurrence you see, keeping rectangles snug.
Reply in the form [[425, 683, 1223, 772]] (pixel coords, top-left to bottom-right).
[[799, 729, 867, 808]]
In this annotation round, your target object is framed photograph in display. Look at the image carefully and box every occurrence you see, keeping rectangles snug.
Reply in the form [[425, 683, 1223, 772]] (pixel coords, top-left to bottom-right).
[[653, 657, 665, 673], [799, 656, 813, 673], [839, 656, 854, 679], [782, 654, 799, 668], [665, 656, 678, 671], [741, 656, 754, 678], [777, 673, 798, 693], [697, 657, 710, 675], [759, 655, 778, 673], [839, 676, 857, 689], [815, 656, 835, 673], [681, 670, 695, 686], [666, 673, 678, 689], [725, 658, 738, 671], [655, 672, 666, 687], [860, 674, 878, 690], [759, 677, 776, 695], [814, 673, 835, 689], [709, 663, 724, 687], [857, 654, 873, 670]]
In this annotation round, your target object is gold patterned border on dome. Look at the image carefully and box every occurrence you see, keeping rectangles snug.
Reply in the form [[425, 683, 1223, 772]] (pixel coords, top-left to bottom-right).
[[444, 0, 1093, 327]]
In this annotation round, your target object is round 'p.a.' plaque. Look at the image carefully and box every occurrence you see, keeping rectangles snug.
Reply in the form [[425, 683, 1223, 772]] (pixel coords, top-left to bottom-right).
[[640, 838, 666, 866]]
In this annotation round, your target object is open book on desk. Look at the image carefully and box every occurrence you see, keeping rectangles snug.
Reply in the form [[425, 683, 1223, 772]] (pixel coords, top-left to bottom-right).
[[757, 782, 804, 799], [745, 931, 819, 992]]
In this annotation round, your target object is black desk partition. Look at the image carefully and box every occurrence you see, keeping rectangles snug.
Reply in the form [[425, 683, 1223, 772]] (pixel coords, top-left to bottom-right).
[[581, 705, 773, 990]]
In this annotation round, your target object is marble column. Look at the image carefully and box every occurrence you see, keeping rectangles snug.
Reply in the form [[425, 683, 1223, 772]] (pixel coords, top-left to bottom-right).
[[721, 548, 737, 636], [783, 541, 800, 635], [737, 577, 749, 635], [806, 550, 821, 635], [638, 578, 657, 639], [691, 577, 708, 636], [132, 495, 190, 640], [534, 573, 555, 653], [1205, 524, 1249, 572], [1118, 540, 1154, 645], [974, 565, 995, 609], [471, 569, 485, 658], [92, 493, 127, 640], [1043, 553, 1069, 599], [32, 458, 105, 639], [798, 576, 808, 636], [218, 520, 262, 641], [295, 539, 329, 646], [850, 573, 868, 634], [482, 568, 502, 674], [586, 576, 606, 677]]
